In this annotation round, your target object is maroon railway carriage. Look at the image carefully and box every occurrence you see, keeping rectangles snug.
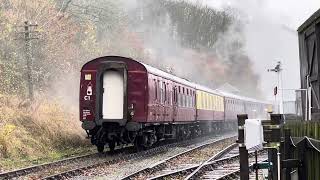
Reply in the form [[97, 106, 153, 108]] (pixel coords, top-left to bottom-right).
[[80, 56, 271, 152], [80, 56, 205, 151]]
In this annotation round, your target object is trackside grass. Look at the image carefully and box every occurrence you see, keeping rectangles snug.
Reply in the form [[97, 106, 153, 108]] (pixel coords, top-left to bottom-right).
[[0, 95, 93, 171]]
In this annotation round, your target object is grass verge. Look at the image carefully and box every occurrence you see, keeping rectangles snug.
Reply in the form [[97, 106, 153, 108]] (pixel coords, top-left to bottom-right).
[[0, 94, 92, 172]]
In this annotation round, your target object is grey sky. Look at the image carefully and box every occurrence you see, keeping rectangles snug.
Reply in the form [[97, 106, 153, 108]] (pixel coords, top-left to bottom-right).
[[191, 0, 320, 100]]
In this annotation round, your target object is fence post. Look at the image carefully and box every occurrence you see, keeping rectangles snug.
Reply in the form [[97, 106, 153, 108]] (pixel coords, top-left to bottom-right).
[[269, 114, 283, 180], [298, 138, 307, 180], [283, 129, 292, 180], [237, 114, 249, 180]]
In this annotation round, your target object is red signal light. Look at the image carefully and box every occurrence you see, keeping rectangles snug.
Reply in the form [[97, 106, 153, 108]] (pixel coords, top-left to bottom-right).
[[274, 86, 278, 96]]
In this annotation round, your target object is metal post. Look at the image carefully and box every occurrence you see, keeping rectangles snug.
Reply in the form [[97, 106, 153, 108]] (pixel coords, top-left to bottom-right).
[[280, 67, 284, 115], [307, 75, 312, 121], [24, 21, 34, 100], [284, 129, 292, 180], [305, 89, 308, 121], [270, 114, 283, 180], [237, 114, 249, 180], [255, 150, 258, 180], [298, 139, 307, 180], [277, 149, 281, 180]]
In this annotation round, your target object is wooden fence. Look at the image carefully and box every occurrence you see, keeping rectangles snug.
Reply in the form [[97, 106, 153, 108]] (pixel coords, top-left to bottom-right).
[[285, 120, 320, 139], [284, 120, 320, 180]]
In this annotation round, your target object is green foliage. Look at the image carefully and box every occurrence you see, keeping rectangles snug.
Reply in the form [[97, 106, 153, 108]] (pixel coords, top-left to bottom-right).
[[0, 57, 27, 95]]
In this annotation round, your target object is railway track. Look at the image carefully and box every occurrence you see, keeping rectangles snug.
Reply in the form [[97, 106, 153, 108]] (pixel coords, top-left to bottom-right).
[[187, 150, 268, 179], [0, 145, 134, 180], [39, 134, 236, 179], [132, 145, 267, 180], [121, 137, 237, 180], [0, 152, 98, 179]]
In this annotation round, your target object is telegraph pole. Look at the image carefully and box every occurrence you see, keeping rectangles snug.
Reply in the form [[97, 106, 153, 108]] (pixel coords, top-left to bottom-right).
[[268, 61, 283, 114], [17, 21, 38, 100]]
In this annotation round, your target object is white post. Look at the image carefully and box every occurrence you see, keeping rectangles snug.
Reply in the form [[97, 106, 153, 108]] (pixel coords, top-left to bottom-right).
[[277, 71, 281, 114], [305, 88, 308, 121], [307, 75, 311, 121], [280, 68, 284, 114], [277, 150, 281, 180]]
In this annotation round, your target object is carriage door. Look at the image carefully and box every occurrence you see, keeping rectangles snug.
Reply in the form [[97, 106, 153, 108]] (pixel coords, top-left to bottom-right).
[[173, 85, 178, 121], [102, 70, 124, 119]]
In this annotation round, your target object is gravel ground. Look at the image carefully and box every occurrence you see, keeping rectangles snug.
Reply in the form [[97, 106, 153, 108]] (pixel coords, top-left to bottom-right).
[[133, 138, 235, 180], [70, 135, 236, 180]]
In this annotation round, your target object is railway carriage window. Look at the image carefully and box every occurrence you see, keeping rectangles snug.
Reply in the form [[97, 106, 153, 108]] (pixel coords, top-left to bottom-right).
[[175, 87, 178, 104], [163, 82, 167, 103], [185, 94, 188, 107], [211, 96, 214, 110], [188, 94, 190, 108], [201, 92, 204, 109], [185, 91, 188, 107], [181, 88, 184, 106], [203, 93, 205, 109], [173, 87, 175, 104], [182, 94, 184, 107], [171, 89, 173, 105], [201, 92, 203, 109], [206, 94, 209, 109], [208, 95, 210, 110], [211, 95, 214, 110], [187, 95, 190, 107], [215, 97, 217, 110], [186, 93, 188, 108], [159, 81, 162, 104], [176, 87, 178, 104], [191, 96, 193, 108], [203, 92, 206, 109], [183, 94, 186, 107], [203, 93, 206, 109], [216, 98, 218, 111], [154, 79, 157, 101]]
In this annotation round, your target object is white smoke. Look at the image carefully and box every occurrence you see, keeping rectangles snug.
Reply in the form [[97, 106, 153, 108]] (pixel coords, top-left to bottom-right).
[[196, 0, 320, 101]]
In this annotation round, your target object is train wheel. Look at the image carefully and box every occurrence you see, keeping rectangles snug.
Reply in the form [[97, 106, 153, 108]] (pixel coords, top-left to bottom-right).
[[134, 136, 145, 151], [108, 141, 116, 153], [97, 144, 104, 153]]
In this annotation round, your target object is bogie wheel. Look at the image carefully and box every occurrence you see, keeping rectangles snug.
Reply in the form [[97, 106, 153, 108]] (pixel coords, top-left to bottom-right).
[[134, 136, 146, 152], [108, 141, 116, 153], [97, 144, 104, 153]]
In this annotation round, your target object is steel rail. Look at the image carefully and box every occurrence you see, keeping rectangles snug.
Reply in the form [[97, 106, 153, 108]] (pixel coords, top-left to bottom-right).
[[0, 152, 100, 179], [121, 136, 237, 180], [0, 144, 133, 180], [148, 150, 266, 180], [184, 143, 238, 180], [214, 158, 269, 180], [42, 134, 236, 180], [188, 152, 268, 180]]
